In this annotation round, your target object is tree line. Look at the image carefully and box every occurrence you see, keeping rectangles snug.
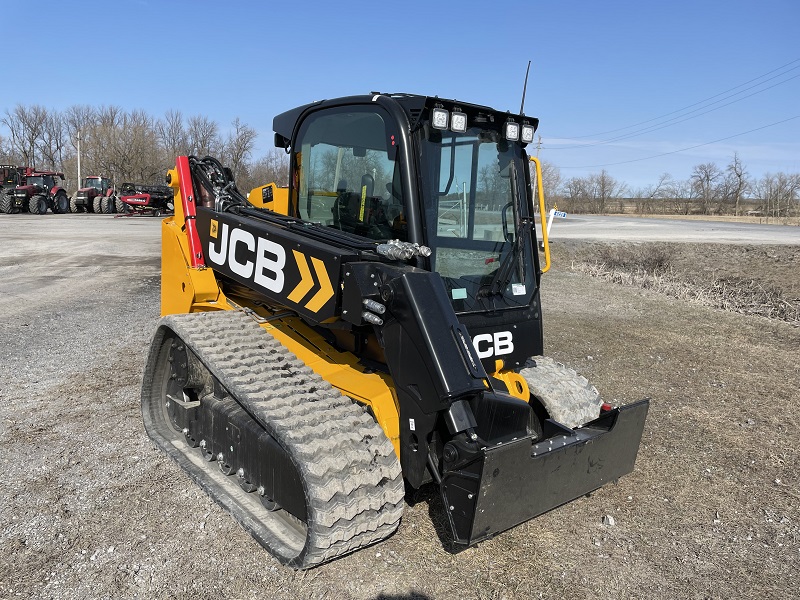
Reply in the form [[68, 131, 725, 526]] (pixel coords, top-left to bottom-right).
[[537, 153, 800, 219], [3, 102, 797, 218], [0, 104, 289, 193]]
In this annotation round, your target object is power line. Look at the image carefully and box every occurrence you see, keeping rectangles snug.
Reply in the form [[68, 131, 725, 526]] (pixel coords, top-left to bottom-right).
[[558, 115, 800, 169], [548, 71, 800, 150], [557, 57, 800, 141]]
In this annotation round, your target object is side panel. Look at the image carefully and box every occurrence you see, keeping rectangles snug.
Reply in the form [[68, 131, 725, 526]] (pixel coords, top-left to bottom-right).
[[161, 218, 223, 316], [247, 183, 290, 215], [195, 207, 357, 323]]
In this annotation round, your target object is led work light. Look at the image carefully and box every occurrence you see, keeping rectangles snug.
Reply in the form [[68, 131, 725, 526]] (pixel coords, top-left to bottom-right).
[[521, 124, 535, 144], [504, 121, 519, 141], [432, 108, 449, 130], [450, 111, 467, 133]]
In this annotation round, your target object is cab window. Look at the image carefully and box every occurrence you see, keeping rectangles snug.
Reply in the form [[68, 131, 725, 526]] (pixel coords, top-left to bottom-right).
[[294, 107, 406, 241]]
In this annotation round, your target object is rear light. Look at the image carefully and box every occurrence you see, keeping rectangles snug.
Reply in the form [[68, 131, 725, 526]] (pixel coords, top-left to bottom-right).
[[601, 402, 613, 412]]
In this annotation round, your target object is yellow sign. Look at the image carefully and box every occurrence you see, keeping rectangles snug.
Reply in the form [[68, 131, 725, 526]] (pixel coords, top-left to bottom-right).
[[210, 219, 218, 238]]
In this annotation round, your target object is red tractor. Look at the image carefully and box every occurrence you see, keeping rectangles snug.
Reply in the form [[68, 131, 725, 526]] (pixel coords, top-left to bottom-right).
[[12, 170, 69, 214], [71, 176, 119, 213], [0, 165, 29, 213]]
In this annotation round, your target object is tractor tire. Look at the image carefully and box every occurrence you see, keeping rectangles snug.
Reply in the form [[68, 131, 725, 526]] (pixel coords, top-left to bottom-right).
[[0, 194, 12, 214], [519, 356, 603, 429], [101, 197, 115, 214], [69, 197, 82, 213], [92, 197, 102, 214], [116, 198, 130, 214], [54, 193, 69, 214], [29, 195, 48, 215]]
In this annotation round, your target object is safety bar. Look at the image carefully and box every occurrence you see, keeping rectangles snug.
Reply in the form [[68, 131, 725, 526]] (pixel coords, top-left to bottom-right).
[[529, 156, 551, 273]]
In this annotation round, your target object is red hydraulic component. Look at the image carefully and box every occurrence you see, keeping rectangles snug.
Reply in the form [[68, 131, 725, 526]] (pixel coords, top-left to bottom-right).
[[175, 155, 205, 268]]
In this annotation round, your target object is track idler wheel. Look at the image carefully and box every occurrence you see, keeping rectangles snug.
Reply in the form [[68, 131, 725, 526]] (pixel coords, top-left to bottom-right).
[[199, 439, 215, 462], [237, 469, 258, 493], [258, 488, 281, 512], [182, 428, 199, 447], [217, 453, 235, 475]]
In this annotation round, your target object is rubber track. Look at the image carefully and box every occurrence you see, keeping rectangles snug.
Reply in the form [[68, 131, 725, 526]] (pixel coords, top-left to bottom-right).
[[520, 356, 603, 429], [142, 310, 404, 568]]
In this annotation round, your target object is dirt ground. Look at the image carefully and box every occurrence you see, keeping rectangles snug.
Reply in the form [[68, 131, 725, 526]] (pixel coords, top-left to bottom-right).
[[0, 216, 798, 600]]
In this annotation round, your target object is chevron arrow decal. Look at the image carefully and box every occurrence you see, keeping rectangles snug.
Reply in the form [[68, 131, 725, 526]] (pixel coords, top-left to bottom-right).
[[287, 251, 335, 313], [306, 257, 334, 312], [288, 250, 314, 303]]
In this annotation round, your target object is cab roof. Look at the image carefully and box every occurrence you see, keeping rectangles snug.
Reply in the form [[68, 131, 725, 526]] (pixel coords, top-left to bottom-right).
[[273, 93, 538, 145]]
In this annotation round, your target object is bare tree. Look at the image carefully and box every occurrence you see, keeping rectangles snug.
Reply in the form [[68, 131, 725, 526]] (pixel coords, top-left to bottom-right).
[[589, 170, 625, 214], [530, 159, 562, 211], [86, 106, 124, 180], [222, 117, 257, 183], [64, 105, 96, 149], [478, 163, 504, 210], [632, 173, 673, 214], [240, 149, 290, 192], [62, 105, 97, 187], [723, 153, 749, 216], [2, 104, 49, 167], [187, 115, 220, 157], [667, 178, 695, 215], [156, 109, 189, 164], [38, 111, 69, 171], [85, 107, 162, 184], [562, 176, 590, 213], [754, 172, 800, 219], [691, 162, 723, 215], [0, 133, 22, 164]]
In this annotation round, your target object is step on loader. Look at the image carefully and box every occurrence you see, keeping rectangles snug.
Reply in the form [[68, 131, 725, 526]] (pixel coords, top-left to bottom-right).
[[141, 93, 649, 569]]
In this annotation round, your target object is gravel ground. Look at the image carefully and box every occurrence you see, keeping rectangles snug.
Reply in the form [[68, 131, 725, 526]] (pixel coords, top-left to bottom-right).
[[1, 214, 798, 599]]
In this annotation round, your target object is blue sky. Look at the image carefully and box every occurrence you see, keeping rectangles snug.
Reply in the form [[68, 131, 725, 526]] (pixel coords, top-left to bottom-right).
[[3, 0, 798, 190]]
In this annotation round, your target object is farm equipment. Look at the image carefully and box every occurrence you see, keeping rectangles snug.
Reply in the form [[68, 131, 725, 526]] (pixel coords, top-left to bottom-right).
[[116, 182, 174, 216], [141, 93, 649, 569], [13, 170, 69, 214], [71, 176, 117, 213], [1, 165, 28, 213]]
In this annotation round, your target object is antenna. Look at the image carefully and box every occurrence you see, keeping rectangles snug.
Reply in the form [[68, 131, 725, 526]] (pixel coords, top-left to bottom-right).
[[520, 60, 532, 115]]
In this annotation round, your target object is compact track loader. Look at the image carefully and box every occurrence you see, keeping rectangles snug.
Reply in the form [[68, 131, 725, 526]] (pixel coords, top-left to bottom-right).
[[142, 93, 649, 568]]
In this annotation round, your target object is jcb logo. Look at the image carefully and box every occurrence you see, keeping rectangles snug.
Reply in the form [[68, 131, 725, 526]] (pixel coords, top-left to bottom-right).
[[472, 331, 514, 359], [207, 220, 333, 313], [208, 221, 286, 293]]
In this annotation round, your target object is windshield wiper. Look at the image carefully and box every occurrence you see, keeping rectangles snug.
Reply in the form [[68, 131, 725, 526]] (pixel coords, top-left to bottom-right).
[[483, 217, 533, 296], [481, 162, 530, 297]]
